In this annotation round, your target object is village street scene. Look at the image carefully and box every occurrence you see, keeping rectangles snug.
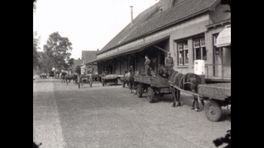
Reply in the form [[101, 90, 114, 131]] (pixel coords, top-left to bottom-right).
[[33, 0, 231, 148]]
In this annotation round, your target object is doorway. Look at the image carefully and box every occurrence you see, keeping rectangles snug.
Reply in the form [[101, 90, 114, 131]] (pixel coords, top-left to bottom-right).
[[213, 34, 231, 79]]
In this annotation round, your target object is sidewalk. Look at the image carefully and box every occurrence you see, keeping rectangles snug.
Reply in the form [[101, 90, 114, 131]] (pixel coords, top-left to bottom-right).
[[33, 82, 66, 148]]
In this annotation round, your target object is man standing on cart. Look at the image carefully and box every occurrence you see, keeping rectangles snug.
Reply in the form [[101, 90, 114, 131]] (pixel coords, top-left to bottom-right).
[[144, 56, 151, 76], [165, 52, 174, 76]]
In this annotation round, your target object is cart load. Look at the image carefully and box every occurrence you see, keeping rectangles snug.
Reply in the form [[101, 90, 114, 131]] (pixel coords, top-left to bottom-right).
[[101, 74, 123, 86], [198, 83, 231, 121], [134, 74, 171, 103]]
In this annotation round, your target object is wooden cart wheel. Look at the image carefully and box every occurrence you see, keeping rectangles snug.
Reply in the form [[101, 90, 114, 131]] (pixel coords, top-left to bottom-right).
[[205, 100, 222, 122], [137, 84, 143, 98], [147, 87, 155, 103]]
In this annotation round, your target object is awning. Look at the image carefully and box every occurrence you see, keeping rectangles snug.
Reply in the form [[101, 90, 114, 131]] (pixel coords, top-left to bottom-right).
[[95, 45, 146, 62], [215, 25, 231, 47], [96, 36, 169, 62]]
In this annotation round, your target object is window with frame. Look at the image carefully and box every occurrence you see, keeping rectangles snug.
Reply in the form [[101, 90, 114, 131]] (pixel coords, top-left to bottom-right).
[[193, 37, 207, 61], [177, 40, 189, 66]]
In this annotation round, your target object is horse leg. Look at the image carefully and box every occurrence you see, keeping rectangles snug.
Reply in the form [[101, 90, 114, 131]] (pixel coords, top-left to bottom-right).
[[192, 96, 199, 111], [130, 81, 134, 93], [191, 97, 195, 110], [200, 98, 205, 109], [172, 87, 176, 107], [176, 89, 181, 106], [129, 81, 132, 93], [133, 83, 137, 95], [132, 81, 135, 93]]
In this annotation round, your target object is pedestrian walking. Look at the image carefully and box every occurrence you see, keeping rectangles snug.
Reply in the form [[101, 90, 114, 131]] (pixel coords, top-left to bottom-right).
[[128, 65, 135, 93], [75, 66, 81, 88], [89, 73, 93, 87]]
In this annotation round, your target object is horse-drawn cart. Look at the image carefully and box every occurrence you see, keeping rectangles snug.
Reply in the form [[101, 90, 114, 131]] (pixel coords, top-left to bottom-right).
[[170, 82, 231, 122], [134, 74, 171, 103], [80, 74, 93, 87], [198, 83, 231, 122]]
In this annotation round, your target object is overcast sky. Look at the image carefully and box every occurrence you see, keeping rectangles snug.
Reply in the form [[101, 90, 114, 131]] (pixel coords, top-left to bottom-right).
[[33, 0, 159, 59]]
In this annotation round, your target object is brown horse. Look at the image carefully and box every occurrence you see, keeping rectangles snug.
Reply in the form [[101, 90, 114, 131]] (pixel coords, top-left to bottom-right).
[[169, 70, 204, 111], [169, 71, 184, 107]]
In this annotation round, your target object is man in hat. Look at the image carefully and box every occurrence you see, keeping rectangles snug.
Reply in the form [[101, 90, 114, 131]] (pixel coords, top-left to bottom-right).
[[165, 52, 174, 76], [144, 56, 151, 76]]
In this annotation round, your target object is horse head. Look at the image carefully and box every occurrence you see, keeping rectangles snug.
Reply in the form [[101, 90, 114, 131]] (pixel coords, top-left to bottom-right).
[[168, 70, 178, 82], [183, 73, 202, 92]]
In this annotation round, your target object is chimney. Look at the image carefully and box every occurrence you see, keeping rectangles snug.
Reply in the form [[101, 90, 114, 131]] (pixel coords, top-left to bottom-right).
[[130, 5, 134, 22]]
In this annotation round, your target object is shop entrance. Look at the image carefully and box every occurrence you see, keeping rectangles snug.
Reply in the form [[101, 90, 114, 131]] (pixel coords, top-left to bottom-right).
[[213, 35, 231, 79]]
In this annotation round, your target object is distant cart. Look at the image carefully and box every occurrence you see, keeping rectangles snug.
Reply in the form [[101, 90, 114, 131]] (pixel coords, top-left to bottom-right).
[[80, 74, 93, 87], [101, 74, 123, 86], [170, 82, 231, 122], [134, 75, 171, 103]]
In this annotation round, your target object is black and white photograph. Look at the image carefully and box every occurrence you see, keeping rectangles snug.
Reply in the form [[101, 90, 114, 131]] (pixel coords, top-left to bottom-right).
[[33, 0, 231, 147]]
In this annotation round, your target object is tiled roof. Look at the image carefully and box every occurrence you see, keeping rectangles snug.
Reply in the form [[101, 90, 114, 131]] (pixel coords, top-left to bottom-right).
[[82, 50, 97, 64], [85, 58, 98, 64], [99, 0, 219, 54]]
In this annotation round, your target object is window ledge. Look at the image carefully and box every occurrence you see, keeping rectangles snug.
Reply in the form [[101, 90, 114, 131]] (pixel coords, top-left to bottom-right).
[[177, 65, 189, 68]]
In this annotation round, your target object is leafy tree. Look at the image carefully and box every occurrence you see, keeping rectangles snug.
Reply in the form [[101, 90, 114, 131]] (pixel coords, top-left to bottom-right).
[[66, 58, 75, 71], [43, 32, 73, 71], [68, 58, 75, 67], [38, 52, 53, 73], [75, 65, 81, 75]]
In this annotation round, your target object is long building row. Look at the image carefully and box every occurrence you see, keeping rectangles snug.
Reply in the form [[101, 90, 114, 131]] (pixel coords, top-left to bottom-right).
[[87, 0, 231, 82]]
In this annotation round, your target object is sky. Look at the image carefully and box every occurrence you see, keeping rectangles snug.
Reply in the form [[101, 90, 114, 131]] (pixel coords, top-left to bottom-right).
[[33, 0, 159, 59]]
